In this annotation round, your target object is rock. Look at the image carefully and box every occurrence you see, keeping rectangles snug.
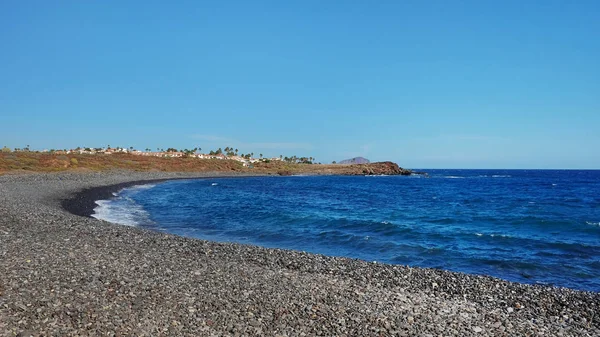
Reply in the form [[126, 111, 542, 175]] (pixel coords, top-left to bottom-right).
[[354, 162, 413, 176], [277, 170, 292, 176]]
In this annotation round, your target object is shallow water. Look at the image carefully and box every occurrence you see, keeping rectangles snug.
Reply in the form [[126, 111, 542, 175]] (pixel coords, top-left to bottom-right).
[[93, 169, 600, 292]]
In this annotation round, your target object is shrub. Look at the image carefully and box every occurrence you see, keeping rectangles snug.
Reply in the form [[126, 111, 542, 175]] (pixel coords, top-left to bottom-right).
[[1, 146, 11, 153], [70, 158, 78, 165]]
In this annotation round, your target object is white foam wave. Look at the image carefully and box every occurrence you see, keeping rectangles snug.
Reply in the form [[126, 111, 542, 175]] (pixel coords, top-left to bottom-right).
[[585, 221, 600, 227], [473, 232, 512, 238], [125, 184, 156, 191], [491, 175, 511, 178], [490, 234, 511, 238], [92, 198, 154, 227], [444, 176, 465, 179], [91, 184, 157, 227]]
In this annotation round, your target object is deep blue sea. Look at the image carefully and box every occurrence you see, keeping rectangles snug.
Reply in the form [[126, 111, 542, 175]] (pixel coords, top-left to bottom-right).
[[93, 170, 600, 292]]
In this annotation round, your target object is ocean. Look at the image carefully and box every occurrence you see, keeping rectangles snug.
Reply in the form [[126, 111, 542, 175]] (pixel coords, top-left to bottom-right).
[[92, 169, 600, 292]]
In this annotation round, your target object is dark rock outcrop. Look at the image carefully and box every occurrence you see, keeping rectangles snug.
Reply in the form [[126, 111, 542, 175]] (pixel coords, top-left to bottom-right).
[[355, 161, 412, 176]]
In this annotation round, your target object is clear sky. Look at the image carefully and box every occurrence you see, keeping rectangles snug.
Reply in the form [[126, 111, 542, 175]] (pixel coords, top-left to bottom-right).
[[1, 1, 599, 169]]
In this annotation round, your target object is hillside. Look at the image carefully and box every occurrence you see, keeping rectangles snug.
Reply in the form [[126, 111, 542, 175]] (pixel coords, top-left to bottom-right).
[[0, 152, 413, 176], [338, 157, 370, 164]]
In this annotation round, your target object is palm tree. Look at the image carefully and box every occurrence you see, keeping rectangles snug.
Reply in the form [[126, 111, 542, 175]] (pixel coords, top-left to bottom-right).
[[235, 149, 238, 155], [259, 153, 263, 159]]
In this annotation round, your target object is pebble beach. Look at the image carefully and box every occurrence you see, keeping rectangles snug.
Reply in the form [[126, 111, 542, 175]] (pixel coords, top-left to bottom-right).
[[1, 171, 598, 336]]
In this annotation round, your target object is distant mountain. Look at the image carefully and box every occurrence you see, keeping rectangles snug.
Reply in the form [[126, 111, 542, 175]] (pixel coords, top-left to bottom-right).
[[339, 157, 370, 164]]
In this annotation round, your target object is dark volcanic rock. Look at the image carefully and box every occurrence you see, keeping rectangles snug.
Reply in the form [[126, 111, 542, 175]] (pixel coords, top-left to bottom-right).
[[356, 161, 412, 176], [277, 169, 292, 176], [339, 157, 370, 164]]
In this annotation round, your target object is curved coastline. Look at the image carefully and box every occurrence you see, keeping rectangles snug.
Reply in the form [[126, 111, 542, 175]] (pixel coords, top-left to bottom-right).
[[62, 178, 191, 218], [61, 173, 267, 218], [1, 171, 599, 336]]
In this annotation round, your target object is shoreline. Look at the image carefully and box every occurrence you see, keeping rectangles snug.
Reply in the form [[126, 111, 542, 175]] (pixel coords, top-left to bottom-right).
[[61, 178, 174, 218], [62, 177, 203, 218], [1, 171, 598, 336], [61, 172, 271, 217]]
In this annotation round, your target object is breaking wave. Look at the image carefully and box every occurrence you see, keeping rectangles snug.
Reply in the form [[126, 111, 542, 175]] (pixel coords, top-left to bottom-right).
[[92, 184, 156, 227]]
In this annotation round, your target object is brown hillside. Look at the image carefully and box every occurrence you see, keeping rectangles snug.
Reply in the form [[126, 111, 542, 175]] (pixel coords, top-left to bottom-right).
[[0, 152, 412, 176]]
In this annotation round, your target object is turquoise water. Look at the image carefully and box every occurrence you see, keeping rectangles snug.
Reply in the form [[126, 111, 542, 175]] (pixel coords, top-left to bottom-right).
[[93, 170, 600, 292]]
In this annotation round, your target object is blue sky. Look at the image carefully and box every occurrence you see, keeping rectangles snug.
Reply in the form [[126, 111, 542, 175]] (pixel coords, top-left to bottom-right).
[[1, 1, 599, 168]]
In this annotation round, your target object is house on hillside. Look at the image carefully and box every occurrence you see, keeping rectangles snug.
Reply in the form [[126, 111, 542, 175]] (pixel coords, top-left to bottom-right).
[[164, 152, 183, 158], [210, 153, 227, 160]]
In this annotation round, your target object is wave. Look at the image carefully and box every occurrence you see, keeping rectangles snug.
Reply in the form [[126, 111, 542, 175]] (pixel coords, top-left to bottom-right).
[[91, 184, 156, 227], [586, 221, 600, 227], [474, 232, 511, 238], [126, 184, 156, 191]]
